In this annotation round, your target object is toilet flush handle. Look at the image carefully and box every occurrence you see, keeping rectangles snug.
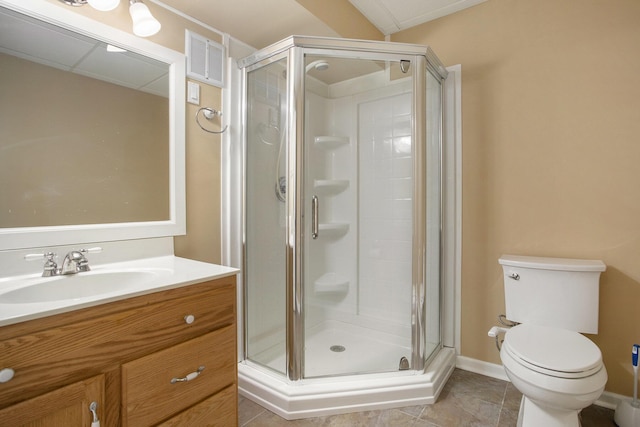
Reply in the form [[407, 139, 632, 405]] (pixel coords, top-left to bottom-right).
[[488, 326, 509, 338], [508, 273, 520, 280], [488, 326, 510, 352]]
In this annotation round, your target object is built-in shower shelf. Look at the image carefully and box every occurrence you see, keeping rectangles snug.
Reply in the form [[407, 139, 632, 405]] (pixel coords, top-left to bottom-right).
[[318, 223, 349, 237], [314, 272, 349, 294], [314, 179, 349, 194], [314, 136, 349, 149]]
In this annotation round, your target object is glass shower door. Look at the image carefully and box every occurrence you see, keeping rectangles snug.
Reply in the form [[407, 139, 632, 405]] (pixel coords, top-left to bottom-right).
[[302, 54, 420, 378], [244, 56, 289, 375], [424, 69, 443, 362]]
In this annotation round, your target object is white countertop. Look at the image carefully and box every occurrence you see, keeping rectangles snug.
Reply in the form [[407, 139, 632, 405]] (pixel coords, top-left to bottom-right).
[[0, 256, 239, 327]]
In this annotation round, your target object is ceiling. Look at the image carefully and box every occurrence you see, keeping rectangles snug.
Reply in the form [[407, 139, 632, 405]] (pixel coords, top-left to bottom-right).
[[349, 0, 486, 35], [158, 0, 341, 49], [156, 0, 486, 49]]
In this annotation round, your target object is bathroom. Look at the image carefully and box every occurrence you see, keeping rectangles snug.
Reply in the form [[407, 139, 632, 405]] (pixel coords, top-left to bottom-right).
[[0, 0, 639, 425]]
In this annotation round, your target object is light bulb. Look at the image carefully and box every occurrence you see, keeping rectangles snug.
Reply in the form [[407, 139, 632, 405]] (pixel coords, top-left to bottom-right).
[[87, 0, 120, 11], [129, 1, 161, 37]]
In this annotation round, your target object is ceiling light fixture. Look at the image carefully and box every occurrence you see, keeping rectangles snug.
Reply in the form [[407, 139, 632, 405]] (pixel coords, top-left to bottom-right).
[[58, 0, 120, 11], [129, 0, 161, 38], [57, 0, 162, 38]]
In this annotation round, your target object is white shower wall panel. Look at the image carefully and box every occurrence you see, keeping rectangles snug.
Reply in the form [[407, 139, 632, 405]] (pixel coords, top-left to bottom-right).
[[306, 74, 414, 337], [305, 90, 329, 303], [358, 89, 413, 328], [304, 90, 358, 329]]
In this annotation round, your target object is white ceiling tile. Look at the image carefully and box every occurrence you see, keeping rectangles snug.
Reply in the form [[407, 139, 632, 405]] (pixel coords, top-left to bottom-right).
[[381, 0, 454, 20], [350, 0, 487, 35], [74, 47, 168, 92], [141, 74, 170, 98], [348, 0, 400, 34]]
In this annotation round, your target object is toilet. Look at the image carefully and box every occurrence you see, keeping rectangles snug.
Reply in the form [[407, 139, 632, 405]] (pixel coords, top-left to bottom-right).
[[491, 255, 608, 427]]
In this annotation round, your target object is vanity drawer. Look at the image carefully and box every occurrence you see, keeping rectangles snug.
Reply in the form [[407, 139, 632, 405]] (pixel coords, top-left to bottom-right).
[[158, 384, 237, 426], [121, 325, 236, 427], [0, 280, 235, 408]]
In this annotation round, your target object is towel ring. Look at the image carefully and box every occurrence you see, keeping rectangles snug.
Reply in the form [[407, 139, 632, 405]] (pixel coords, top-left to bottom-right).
[[196, 107, 228, 134]]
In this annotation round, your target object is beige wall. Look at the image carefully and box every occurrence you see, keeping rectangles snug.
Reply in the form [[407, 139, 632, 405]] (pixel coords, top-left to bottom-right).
[[45, 0, 224, 264], [173, 84, 223, 264], [393, 0, 640, 395]]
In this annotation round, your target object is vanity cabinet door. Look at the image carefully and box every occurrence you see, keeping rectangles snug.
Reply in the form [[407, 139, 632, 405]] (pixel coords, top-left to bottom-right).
[[122, 325, 236, 426], [0, 374, 104, 427]]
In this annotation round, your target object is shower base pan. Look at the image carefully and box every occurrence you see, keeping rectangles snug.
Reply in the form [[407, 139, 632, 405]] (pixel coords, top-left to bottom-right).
[[255, 320, 415, 377], [238, 347, 456, 420]]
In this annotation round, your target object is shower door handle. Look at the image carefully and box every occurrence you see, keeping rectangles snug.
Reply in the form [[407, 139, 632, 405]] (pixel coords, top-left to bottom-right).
[[312, 195, 319, 239]]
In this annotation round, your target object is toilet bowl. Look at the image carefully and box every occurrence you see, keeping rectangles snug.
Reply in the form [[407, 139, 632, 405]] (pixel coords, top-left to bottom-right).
[[500, 324, 607, 427]]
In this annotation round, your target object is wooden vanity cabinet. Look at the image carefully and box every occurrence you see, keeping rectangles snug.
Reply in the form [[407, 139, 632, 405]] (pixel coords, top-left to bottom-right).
[[0, 275, 237, 426]]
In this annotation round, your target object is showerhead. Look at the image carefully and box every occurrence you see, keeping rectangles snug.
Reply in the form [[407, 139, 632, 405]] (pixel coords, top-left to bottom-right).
[[305, 60, 330, 73]]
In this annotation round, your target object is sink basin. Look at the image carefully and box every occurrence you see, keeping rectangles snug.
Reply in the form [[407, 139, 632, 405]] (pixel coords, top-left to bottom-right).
[[0, 270, 162, 304]]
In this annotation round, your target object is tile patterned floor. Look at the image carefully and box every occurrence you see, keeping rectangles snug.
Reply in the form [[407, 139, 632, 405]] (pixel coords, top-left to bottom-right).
[[239, 369, 616, 426]]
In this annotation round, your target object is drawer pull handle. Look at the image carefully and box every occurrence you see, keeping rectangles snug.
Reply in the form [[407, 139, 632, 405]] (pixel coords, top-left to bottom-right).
[[171, 366, 205, 384], [0, 368, 14, 383], [184, 314, 195, 324]]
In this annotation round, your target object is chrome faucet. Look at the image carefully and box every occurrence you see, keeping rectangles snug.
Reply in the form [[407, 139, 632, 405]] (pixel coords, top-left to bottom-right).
[[60, 250, 90, 275], [25, 247, 102, 277]]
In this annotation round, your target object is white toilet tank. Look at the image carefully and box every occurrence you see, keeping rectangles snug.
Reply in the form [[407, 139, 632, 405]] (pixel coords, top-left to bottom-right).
[[499, 255, 606, 334]]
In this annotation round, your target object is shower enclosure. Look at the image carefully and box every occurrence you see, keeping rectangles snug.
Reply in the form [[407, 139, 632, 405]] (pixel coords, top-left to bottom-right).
[[237, 36, 455, 419]]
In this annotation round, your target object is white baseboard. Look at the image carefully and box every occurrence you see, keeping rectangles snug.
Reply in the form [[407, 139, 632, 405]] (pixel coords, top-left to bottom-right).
[[456, 355, 508, 381], [455, 355, 622, 410], [597, 391, 627, 410]]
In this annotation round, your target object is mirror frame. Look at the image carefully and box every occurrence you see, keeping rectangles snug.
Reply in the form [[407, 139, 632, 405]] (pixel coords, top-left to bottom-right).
[[0, 0, 186, 250]]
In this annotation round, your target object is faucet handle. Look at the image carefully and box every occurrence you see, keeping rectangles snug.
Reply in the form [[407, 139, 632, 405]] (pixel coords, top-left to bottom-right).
[[80, 247, 102, 255], [24, 252, 58, 277], [24, 252, 55, 262], [75, 247, 101, 272]]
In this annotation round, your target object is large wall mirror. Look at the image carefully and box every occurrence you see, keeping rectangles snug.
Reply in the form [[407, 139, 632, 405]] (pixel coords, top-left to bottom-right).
[[0, 0, 186, 250]]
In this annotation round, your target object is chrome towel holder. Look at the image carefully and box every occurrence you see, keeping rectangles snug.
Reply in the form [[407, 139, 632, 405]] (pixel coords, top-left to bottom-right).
[[196, 107, 228, 134]]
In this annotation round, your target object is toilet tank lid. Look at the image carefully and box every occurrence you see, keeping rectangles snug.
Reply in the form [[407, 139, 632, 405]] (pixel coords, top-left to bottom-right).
[[499, 255, 606, 272]]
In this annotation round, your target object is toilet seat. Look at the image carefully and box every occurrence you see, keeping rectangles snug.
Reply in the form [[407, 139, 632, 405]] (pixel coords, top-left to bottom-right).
[[503, 324, 603, 379]]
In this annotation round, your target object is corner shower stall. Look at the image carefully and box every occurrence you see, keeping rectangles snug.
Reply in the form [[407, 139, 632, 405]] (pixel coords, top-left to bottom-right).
[[237, 36, 455, 419]]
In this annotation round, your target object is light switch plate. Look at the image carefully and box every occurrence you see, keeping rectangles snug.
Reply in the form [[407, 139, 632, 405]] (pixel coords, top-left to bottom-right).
[[187, 81, 200, 105]]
